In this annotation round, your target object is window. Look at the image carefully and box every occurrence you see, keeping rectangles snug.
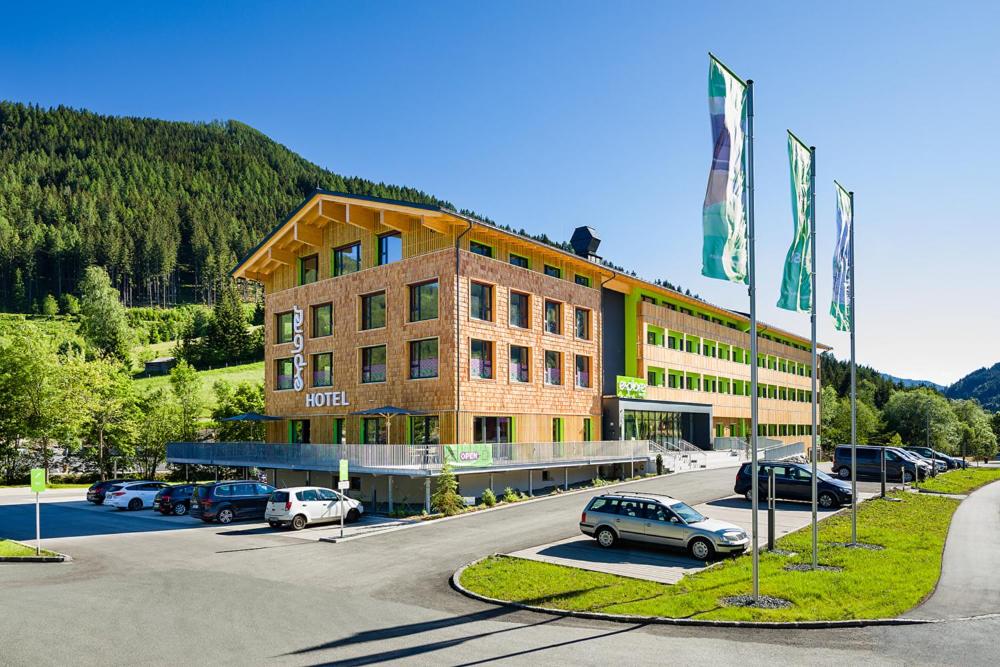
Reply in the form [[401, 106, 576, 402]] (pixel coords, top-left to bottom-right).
[[362, 417, 386, 444], [583, 418, 592, 441], [361, 291, 386, 330], [470, 282, 493, 321], [409, 338, 439, 379], [312, 353, 332, 387], [544, 300, 561, 334], [299, 254, 319, 285], [276, 312, 294, 343], [575, 355, 591, 388], [276, 358, 294, 390], [509, 291, 529, 328], [333, 243, 361, 276], [378, 232, 402, 265], [544, 350, 562, 385], [289, 419, 310, 444], [360, 345, 386, 383], [509, 345, 530, 383], [552, 418, 563, 442], [469, 241, 493, 258], [312, 303, 332, 338], [509, 253, 529, 268], [642, 295, 656, 304], [575, 308, 590, 339], [543, 264, 561, 278], [574, 274, 591, 287], [470, 339, 493, 379], [410, 416, 440, 445], [409, 280, 438, 322], [473, 416, 511, 443]]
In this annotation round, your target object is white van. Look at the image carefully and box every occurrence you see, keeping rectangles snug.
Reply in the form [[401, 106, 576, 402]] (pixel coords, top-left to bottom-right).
[[265, 486, 363, 530]]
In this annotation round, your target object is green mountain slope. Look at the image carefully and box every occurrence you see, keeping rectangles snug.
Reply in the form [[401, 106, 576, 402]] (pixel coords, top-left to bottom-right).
[[946, 363, 1000, 411]]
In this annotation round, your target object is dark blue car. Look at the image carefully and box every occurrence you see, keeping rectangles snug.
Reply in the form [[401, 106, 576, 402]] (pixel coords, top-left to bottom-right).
[[735, 461, 853, 509]]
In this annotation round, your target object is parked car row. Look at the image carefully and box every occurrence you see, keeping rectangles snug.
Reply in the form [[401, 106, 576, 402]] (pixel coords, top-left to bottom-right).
[[85, 479, 363, 530], [833, 444, 967, 482]]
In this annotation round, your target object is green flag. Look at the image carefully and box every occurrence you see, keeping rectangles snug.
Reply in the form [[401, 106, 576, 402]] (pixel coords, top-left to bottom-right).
[[702, 54, 749, 283], [830, 181, 852, 331], [777, 131, 813, 312]]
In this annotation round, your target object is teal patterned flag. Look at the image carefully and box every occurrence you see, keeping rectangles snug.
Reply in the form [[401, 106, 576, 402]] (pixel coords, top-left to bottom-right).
[[702, 55, 749, 284], [777, 131, 813, 312], [830, 182, 852, 331]]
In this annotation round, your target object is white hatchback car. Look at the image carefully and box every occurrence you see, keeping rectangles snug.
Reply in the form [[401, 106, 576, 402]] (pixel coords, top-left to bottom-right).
[[104, 481, 170, 511], [265, 486, 363, 530]]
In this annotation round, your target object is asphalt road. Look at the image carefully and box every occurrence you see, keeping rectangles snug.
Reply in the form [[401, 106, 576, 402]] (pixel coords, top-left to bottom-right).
[[1, 468, 997, 666]]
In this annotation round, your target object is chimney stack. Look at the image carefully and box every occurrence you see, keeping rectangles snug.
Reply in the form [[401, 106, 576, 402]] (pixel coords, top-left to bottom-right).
[[570, 226, 601, 262]]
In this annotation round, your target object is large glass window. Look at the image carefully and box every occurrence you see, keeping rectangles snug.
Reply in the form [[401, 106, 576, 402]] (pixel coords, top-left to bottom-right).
[[575, 355, 591, 388], [276, 358, 294, 390], [361, 291, 386, 330], [410, 416, 440, 445], [469, 241, 493, 258], [409, 338, 439, 379], [509, 291, 529, 328], [289, 419, 310, 444], [544, 350, 562, 385], [299, 254, 319, 285], [544, 300, 561, 334], [312, 352, 332, 387], [409, 280, 438, 321], [276, 312, 294, 343], [312, 303, 332, 338], [362, 417, 386, 444], [470, 339, 493, 379], [473, 416, 511, 443], [622, 409, 691, 444], [361, 345, 386, 383], [509, 345, 529, 383], [378, 232, 402, 265], [333, 243, 361, 276], [509, 253, 529, 268], [470, 282, 493, 321], [575, 308, 590, 339]]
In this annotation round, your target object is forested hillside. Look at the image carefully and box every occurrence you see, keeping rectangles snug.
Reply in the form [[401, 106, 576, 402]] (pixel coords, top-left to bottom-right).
[[947, 363, 1000, 411], [0, 102, 451, 310]]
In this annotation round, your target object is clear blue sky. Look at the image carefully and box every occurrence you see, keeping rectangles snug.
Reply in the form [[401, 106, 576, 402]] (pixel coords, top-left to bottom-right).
[[2, 0, 997, 384]]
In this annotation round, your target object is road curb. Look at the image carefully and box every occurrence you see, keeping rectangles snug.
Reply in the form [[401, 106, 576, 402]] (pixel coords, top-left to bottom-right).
[[0, 539, 70, 563], [450, 557, 942, 629]]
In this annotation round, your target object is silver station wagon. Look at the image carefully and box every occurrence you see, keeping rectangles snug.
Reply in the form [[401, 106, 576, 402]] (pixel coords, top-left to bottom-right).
[[579, 492, 750, 560]]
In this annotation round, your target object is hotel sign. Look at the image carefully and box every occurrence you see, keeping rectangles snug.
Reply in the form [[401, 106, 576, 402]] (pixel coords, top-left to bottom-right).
[[305, 391, 350, 408], [616, 375, 647, 399], [291, 305, 306, 391]]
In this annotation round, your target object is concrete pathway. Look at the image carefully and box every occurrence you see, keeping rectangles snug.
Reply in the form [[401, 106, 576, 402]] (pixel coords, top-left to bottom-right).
[[906, 480, 1000, 620], [509, 493, 875, 584]]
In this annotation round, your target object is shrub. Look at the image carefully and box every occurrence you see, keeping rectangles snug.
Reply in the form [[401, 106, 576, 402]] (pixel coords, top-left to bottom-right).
[[502, 487, 520, 503], [482, 488, 496, 507], [41, 294, 59, 317], [431, 463, 464, 516], [60, 293, 80, 316]]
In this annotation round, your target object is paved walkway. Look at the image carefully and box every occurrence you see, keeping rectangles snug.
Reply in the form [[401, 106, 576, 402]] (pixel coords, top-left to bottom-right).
[[906, 479, 1000, 620], [509, 493, 875, 584]]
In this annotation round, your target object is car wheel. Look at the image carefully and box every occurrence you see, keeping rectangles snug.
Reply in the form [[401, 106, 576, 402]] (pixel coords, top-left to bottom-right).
[[172, 502, 188, 516], [595, 527, 617, 548], [291, 514, 308, 531], [744, 490, 753, 502], [217, 507, 235, 524], [903, 471, 914, 483], [818, 491, 837, 509], [689, 537, 715, 561], [346, 508, 360, 523], [127, 498, 142, 511], [268, 521, 280, 528], [837, 467, 850, 480]]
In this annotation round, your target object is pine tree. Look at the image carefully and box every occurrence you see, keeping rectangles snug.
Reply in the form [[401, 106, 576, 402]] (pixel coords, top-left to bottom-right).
[[78, 266, 133, 363], [431, 463, 464, 516], [205, 280, 251, 364]]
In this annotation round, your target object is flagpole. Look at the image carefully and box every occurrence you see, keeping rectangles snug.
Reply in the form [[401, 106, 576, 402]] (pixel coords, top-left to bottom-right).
[[849, 190, 858, 544], [809, 146, 818, 570], [746, 79, 760, 602]]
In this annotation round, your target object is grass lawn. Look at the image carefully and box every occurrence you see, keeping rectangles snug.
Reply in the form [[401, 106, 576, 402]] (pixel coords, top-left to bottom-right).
[[133, 361, 264, 416], [460, 492, 959, 622], [920, 467, 1000, 495], [0, 539, 59, 558]]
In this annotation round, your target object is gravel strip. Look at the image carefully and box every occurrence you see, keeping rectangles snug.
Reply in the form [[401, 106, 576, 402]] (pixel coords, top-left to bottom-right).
[[830, 541, 885, 550], [720, 594, 793, 609], [784, 563, 843, 572]]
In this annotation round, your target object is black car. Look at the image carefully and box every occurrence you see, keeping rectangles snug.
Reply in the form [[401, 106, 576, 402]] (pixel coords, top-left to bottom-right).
[[735, 461, 852, 509], [189, 481, 276, 524], [86, 479, 129, 505], [153, 484, 195, 516], [905, 446, 961, 470], [833, 445, 928, 482]]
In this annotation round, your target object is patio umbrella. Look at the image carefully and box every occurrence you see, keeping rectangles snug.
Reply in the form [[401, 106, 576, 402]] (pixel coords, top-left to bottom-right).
[[218, 412, 281, 442], [350, 406, 427, 444]]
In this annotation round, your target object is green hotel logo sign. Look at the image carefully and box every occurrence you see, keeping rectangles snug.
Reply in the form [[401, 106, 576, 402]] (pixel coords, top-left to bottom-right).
[[616, 375, 647, 399]]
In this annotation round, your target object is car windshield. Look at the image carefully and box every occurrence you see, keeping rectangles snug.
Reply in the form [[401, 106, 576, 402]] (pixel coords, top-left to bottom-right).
[[270, 491, 289, 503], [815, 469, 835, 482], [669, 501, 705, 524]]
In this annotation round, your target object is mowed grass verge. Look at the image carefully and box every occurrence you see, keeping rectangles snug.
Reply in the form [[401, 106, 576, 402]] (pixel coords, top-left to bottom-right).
[[920, 467, 1000, 495], [133, 361, 264, 416], [460, 492, 959, 622], [0, 539, 59, 558]]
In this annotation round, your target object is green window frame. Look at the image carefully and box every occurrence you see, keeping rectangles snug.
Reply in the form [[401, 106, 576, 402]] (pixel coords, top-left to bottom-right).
[[469, 241, 493, 258], [583, 417, 592, 442], [410, 415, 440, 445], [509, 253, 529, 268], [574, 274, 591, 287], [543, 264, 561, 278]]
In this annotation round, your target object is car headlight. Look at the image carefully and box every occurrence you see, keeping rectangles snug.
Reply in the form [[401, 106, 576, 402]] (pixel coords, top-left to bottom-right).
[[721, 531, 747, 543]]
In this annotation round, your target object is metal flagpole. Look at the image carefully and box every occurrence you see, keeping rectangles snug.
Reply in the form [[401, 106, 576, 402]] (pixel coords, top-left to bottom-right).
[[746, 80, 760, 601], [849, 190, 858, 544], [809, 146, 818, 570]]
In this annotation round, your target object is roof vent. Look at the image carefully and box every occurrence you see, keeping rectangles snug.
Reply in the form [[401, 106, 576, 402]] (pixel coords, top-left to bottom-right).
[[570, 226, 601, 261]]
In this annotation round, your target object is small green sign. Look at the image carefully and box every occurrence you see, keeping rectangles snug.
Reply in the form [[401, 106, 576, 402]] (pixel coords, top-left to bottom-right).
[[443, 444, 494, 467], [30, 468, 46, 493], [616, 375, 647, 399], [339, 458, 349, 480]]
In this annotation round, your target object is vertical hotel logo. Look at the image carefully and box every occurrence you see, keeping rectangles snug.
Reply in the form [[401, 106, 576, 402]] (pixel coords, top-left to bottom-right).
[[292, 305, 306, 391]]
